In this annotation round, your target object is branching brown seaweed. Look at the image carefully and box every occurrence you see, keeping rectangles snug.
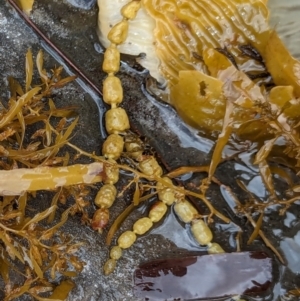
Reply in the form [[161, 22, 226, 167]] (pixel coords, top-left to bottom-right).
[[0, 50, 93, 300], [4, 0, 300, 299]]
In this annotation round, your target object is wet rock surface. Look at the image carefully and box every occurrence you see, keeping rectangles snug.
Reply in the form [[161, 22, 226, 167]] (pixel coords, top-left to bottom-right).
[[1, 1, 300, 300]]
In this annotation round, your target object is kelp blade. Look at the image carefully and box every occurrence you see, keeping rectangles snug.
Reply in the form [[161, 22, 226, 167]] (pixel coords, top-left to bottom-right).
[[142, 0, 270, 87], [0, 163, 104, 196], [264, 31, 300, 97], [170, 70, 225, 132]]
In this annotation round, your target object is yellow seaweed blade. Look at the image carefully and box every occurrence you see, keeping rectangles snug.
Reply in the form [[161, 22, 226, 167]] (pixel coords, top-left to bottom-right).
[[170, 70, 226, 132], [17, 0, 34, 15], [47, 280, 75, 300], [203, 48, 265, 108], [25, 49, 33, 92], [264, 31, 300, 98], [202, 48, 232, 78], [283, 99, 300, 119], [268, 85, 294, 113]]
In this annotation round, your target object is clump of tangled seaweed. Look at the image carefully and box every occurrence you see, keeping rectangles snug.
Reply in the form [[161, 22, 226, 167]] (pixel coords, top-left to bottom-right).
[[0, 50, 88, 300]]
